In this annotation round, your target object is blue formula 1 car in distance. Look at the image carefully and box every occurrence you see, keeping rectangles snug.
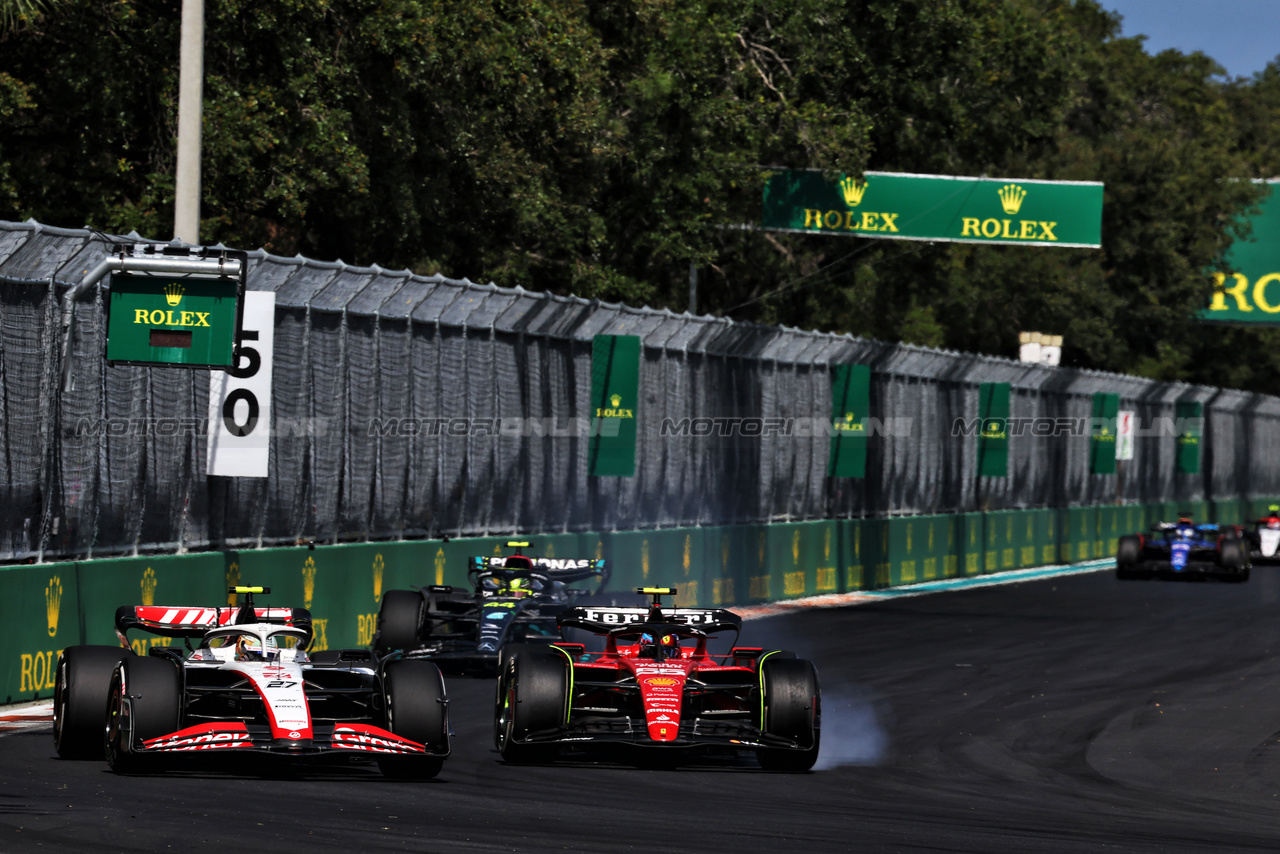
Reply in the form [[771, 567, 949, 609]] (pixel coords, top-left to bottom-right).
[[1115, 517, 1250, 582]]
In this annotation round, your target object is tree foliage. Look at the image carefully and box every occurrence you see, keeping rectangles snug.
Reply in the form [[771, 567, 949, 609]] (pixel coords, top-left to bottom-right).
[[3, 0, 1280, 390]]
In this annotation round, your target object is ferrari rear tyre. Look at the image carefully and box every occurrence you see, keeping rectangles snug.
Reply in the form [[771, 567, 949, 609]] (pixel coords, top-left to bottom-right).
[[499, 650, 567, 764], [54, 646, 130, 759], [758, 657, 821, 773], [378, 659, 448, 780], [374, 590, 424, 652], [104, 656, 180, 773]]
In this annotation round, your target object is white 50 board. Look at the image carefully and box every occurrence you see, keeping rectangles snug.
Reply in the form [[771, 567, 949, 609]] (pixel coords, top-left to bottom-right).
[[207, 290, 274, 477]]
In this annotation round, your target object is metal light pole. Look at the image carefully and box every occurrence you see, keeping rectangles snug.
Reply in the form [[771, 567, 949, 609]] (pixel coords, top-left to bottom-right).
[[174, 0, 204, 244]]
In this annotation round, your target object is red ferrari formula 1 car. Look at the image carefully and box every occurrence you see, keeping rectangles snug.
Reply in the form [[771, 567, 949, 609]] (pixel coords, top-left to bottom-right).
[[53, 587, 449, 778], [493, 587, 820, 772]]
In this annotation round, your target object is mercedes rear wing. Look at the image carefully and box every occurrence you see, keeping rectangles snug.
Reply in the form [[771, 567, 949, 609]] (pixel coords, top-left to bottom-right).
[[466, 555, 610, 584]]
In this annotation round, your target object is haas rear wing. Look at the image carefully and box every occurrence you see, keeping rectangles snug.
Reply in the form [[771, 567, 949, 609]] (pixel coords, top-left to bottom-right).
[[467, 555, 609, 584], [558, 605, 741, 634], [114, 604, 312, 647]]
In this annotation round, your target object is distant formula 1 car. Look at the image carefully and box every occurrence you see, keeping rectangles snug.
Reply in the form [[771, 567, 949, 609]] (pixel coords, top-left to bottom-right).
[[373, 541, 609, 673], [1244, 505, 1280, 565], [1115, 518, 1250, 582], [53, 587, 449, 777], [493, 587, 821, 772]]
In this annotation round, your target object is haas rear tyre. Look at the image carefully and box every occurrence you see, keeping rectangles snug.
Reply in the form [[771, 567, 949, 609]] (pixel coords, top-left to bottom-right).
[[378, 659, 448, 780], [104, 656, 180, 773], [1115, 535, 1143, 579], [498, 650, 567, 764], [54, 646, 130, 759], [758, 657, 821, 772], [375, 589, 424, 652]]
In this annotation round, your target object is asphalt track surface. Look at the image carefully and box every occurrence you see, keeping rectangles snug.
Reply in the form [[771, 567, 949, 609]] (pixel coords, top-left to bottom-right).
[[7, 568, 1280, 852]]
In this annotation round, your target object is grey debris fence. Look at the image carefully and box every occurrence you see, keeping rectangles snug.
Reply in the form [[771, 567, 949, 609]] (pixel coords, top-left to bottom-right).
[[0, 218, 1276, 561]]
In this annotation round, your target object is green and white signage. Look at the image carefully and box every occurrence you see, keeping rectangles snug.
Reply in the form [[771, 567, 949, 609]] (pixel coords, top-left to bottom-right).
[[589, 334, 640, 477], [828, 363, 870, 478], [761, 170, 1103, 248], [1200, 180, 1280, 323]]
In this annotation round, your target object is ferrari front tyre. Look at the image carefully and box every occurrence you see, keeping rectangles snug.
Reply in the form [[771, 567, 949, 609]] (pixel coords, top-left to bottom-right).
[[499, 650, 567, 764], [104, 656, 180, 773], [378, 659, 448, 780], [758, 657, 821, 773], [494, 644, 536, 750], [54, 645, 130, 760], [374, 589, 424, 652]]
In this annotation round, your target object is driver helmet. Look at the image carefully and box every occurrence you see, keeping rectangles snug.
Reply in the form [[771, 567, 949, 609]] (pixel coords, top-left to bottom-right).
[[235, 634, 263, 661], [659, 633, 681, 659], [506, 577, 532, 600]]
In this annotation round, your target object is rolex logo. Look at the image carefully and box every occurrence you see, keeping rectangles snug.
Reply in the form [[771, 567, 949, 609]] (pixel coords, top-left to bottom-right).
[[683, 535, 691, 575], [302, 556, 317, 609], [840, 176, 868, 207], [641, 539, 650, 579], [792, 530, 800, 565], [164, 282, 185, 307], [373, 554, 385, 603], [226, 561, 240, 604], [998, 184, 1027, 215], [45, 576, 62, 637], [141, 567, 157, 607], [434, 547, 446, 585], [845, 413, 854, 423], [610, 393, 622, 408]]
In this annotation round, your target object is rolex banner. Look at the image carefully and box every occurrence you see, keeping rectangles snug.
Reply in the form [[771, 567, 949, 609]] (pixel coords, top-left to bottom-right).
[[828, 363, 870, 477], [589, 334, 640, 477], [1090, 392, 1119, 475], [977, 382, 1010, 477], [1175, 399, 1203, 475], [761, 170, 1103, 248], [1200, 180, 1280, 323]]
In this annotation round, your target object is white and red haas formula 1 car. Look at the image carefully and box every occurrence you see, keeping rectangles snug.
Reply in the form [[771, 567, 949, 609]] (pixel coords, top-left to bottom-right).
[[53, 587, 449, 778]]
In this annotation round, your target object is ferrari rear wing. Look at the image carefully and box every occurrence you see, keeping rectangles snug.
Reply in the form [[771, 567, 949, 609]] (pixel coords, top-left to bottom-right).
[[557, 605, 741, 635], [114, 604, 312, 646]]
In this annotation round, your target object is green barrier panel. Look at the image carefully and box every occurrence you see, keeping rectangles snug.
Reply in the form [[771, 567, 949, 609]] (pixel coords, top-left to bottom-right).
[[1061, 507, 1097, 563], [707, 525, 766, 607], [961, 513, 984, 575], [1097, 505, 1120, 558], [79, 554, 227, 650], [1117, 505, 1143, 542], [809, 520, 841, 596], [884, 517, 913, 586], [1019, 508, 1053, 568], [840, 518, 873, 591], [983, 510, 1018, 572], [2, 561, 78, 703], [766, 521, 820, 599], [862, 517, 890, 588], [913, 515, 953, 581]]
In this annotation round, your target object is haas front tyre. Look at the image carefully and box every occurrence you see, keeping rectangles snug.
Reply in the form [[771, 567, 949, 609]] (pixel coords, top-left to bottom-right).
[[497, 650, 568, 764], [378, 659, 449, 779], [758, 657, 821, 772], [374, 589, 425, 652], [54, 645, 130, 759], [104, 656, 180, 773]]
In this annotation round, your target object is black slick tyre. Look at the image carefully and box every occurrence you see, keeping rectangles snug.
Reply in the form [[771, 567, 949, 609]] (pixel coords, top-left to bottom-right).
[[104, 656, 180, 773], [498, 650, 567, 764], [757, 657, 821, 772], [374, 589, 424, 652], [1115, 535, 1142, 580], [54, 646, 130, 760], [378, 660, 448, 780]]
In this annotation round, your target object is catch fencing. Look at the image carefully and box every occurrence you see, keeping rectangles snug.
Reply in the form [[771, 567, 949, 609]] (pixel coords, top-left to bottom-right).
[[1, 218, 1278, 561]]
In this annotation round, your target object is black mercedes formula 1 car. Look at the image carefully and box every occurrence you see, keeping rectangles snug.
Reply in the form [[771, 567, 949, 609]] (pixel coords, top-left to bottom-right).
[[373, 541, 609, 673]]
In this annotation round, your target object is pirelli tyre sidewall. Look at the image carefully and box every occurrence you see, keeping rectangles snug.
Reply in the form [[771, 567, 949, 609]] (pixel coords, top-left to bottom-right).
[[104, 656, 181, 773], [378, 659, 449, 780], [498, 649, 568, 764], [374, 589, 426, 652], [54, 645, 131, 760], [758, 656, 821, 773]]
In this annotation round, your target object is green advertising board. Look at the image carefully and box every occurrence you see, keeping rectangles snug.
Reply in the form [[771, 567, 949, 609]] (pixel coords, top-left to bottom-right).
[[761, 170, 1103, 248], [828, 363, 870, 477], [1175, 399, 1203, 474], [589, 334, 640, 476], [1090, 392, 1119, 475], [977, 382, 1010, 477], [1200, 181, 1280, 323], [106, 275, 242, 366]]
